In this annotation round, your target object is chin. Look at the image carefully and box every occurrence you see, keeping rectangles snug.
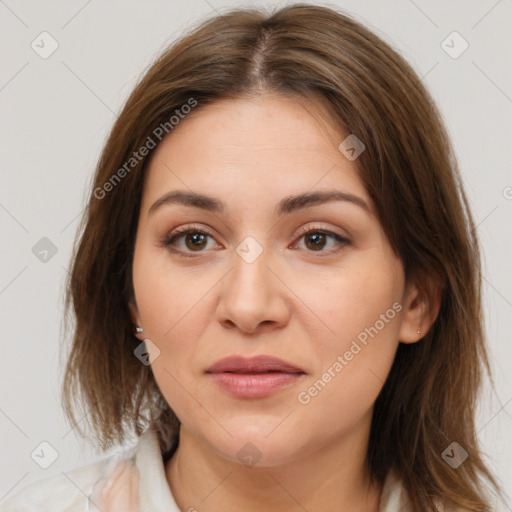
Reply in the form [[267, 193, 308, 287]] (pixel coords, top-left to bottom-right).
[[205, 430, 304, 469]]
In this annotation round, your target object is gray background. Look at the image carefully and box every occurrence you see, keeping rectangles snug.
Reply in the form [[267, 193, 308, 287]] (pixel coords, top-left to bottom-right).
[[1, 0, 511, 507]]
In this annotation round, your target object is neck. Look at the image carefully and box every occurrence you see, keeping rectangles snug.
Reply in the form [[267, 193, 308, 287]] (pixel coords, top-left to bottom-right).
[[165, 413, 382, 512]]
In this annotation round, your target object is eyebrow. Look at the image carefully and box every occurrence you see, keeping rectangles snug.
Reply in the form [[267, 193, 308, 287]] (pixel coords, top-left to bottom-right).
[[148, 189, 370, 216]]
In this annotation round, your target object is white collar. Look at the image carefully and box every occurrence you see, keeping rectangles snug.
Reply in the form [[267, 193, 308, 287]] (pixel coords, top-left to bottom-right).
[[135, 429, 180, 511]]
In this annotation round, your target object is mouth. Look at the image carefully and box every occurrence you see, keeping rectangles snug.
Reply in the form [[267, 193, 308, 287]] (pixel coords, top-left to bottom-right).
[[206, 355, 305, 398], [206, 354, 305, 375]]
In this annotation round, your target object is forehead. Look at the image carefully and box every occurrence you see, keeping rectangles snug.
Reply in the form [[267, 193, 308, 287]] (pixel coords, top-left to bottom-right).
[[161, 94, 344, 155], [141, 94, 369, 209]]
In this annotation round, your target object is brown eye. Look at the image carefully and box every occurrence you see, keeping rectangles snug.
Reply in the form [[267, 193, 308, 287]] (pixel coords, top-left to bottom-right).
[[293, 228, 351, 255], [184, 232, 208, 251], [304, 232, 327, 251], [163, 227, 218, 256]]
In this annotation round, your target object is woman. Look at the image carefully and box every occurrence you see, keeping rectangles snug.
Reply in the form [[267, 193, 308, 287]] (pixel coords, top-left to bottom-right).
[[1, 4, 504, 511]]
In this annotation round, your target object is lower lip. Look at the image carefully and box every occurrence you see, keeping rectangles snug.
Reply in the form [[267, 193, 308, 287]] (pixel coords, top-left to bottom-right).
[[208, 372, 304, 398]]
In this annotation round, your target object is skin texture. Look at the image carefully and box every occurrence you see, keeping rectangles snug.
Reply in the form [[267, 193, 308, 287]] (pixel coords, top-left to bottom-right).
[[129, 94, 437, 511]]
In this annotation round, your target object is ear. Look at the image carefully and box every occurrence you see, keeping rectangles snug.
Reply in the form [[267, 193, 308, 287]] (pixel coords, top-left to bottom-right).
[[128, 299, 145, 342], [398, 273, 443, 344]]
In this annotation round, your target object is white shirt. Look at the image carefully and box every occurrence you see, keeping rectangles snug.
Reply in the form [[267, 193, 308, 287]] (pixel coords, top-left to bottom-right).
[[0, 430, 411, 511]]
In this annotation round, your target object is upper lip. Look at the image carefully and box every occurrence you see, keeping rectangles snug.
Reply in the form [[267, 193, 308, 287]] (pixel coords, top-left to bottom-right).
[[206, 355, 305, 374]]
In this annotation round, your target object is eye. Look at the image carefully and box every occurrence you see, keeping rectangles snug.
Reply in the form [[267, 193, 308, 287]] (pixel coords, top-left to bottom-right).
[[163, 225, 220, 257], [292, 226, 351, 254], [162, 223, 351, 258]]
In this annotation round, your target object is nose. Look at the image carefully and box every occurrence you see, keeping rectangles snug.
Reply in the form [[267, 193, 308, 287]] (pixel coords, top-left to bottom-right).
[[215, 246, 291, 334]]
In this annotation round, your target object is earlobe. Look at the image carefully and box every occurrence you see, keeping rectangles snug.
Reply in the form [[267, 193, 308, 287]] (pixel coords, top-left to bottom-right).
[[398, 276, 442, 344], [128, 300, 139, 325], [128, 300, 144, 340]]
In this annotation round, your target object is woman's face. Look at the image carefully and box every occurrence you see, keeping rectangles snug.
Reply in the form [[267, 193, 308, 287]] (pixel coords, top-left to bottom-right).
[[130, 94, 420, 466]]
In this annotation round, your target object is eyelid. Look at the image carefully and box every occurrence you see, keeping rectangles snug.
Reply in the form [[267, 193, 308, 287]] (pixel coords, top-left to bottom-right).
[[161, 222, 352, 257], [293, 223, 351, 243], [290, 223, 352, 254], [161, 223, 221, 256], [163, 223, 216, 242]]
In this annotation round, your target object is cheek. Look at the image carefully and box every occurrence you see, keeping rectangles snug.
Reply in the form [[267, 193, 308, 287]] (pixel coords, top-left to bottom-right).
[[295, 256, 403, 405], [132, 246, 214, 342], [300, 258, 402, 350], [131, 252, 218, 416], [132, 260, 212, 419]]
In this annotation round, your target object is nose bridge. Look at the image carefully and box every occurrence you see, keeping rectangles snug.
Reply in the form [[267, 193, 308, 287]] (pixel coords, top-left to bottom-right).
[[216, 236, 289, 332], [229, 238, 274, 306]]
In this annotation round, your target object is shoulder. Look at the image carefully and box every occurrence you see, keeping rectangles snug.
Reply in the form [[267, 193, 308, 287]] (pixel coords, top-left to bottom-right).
[[379, 470, 409, 511], [0, 449, 136, 512], [379, 472, 476, 512]]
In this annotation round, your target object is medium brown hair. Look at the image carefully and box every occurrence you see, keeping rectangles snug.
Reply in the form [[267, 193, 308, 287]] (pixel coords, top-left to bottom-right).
[[62, 4, 503, 510]]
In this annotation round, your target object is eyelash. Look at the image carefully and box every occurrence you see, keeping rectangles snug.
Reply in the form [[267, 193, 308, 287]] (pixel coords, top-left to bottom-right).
[[162, 223, 351, 259]]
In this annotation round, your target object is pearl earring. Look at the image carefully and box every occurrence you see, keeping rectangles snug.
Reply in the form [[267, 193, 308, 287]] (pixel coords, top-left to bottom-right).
[[417, 328, 421, 335], [134, 325, 143, 333]]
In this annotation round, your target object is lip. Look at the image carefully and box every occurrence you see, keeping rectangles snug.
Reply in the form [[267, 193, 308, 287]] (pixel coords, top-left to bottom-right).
[[206, 355, 304, 374], [206, 355, 306, 399]]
